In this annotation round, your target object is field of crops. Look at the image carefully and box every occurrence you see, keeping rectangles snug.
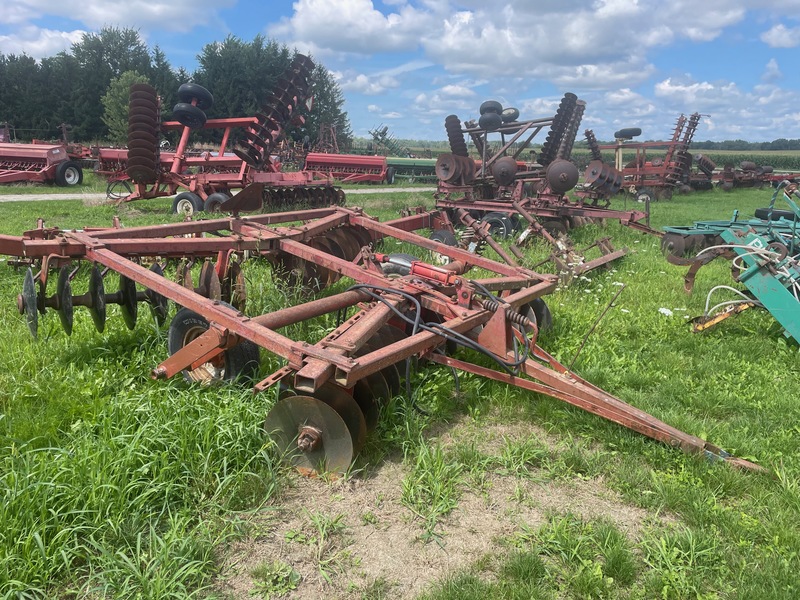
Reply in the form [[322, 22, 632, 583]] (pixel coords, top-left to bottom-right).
[[564, 149, 800, 174], [0, 184, 798, 599]]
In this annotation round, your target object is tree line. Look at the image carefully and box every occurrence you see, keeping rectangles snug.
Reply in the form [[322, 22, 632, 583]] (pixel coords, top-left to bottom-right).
[[0, 27, 351, 147], [691, 139, 800, 151]]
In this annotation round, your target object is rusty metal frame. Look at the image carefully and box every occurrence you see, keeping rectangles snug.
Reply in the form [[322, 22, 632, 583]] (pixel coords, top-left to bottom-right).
[[0, 206, 763, 472]]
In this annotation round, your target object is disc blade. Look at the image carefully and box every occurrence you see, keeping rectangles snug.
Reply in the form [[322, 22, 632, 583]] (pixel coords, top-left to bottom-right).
[[20, 268, 38, 339], [88, 265, 106, 333], [56, 266, 73, 336], [119, 274, 138, 330], [264, 395, 353, 475], [145, 263, 169, 325], [314, 383, 367, 455]]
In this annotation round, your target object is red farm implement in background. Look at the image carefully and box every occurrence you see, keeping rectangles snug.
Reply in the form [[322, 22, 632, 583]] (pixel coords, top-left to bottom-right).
[[302, 152, 391, 184], [593, 113, 702, 202], [96, 54, 340, 215], [428, 96, 656, 280], [0, 200, 763, 475], [0, 142, 84, 187]]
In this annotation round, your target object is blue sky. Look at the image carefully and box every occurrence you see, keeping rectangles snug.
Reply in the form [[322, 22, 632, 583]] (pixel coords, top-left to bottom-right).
[[2, 0, 800, 142]]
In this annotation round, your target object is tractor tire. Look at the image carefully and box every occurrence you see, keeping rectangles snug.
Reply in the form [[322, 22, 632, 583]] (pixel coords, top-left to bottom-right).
[[172, 192, 204, 216], [55, 161, 83, 187]]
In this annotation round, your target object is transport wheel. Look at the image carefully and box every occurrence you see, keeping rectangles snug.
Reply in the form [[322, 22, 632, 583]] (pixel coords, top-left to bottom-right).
[[385, 167, 396, 185], [482, 212, 515, 238], [430, 229, 458, 246], [542, 219, 567, 237], [172, 103, 207, 129], [430, 229, 458, 265], [55, 161, 83, 186], [167, 303, 260, 384], [204, 192, 230, 213], [479, 112, 502, 131], [172, 192, 204, 216], [176, 83, 214, 110], [479, 100, 503, 115], [501, 107, 520, 122]]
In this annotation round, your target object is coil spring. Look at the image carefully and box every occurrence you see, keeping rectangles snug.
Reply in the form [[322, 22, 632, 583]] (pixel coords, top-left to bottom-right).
[[480, 297, 532, 327]]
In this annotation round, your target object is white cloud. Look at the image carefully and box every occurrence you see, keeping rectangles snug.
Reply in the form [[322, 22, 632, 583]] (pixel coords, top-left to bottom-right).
[[760, 23, 800, 47], [762, 58, 783, 82], [439, 84, 476, 98], [367, 104, 381, 113], [339, 73, 400, 95], [3, 0, 235, 33], [0, 26, 85, 58], [269, 0, 433, 55]]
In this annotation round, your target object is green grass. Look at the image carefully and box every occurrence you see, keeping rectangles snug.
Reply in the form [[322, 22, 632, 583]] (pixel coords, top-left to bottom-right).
[[0, 185, 798, 597], [0, 172, 108, 196]]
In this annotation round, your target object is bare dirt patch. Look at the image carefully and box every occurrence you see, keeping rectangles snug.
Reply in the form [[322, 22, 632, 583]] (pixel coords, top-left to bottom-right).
[[213, 418, 665, 599]]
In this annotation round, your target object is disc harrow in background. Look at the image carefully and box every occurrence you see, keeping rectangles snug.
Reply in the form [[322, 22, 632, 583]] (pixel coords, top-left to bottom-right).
[[126, 83, 160, 184], [236, 53, 315, 171]]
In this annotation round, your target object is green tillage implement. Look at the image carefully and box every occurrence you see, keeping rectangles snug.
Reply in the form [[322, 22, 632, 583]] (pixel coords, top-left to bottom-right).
[[671, 181, 800, 343], [385, 156, 438, 182], [715, 226, 800, 342]]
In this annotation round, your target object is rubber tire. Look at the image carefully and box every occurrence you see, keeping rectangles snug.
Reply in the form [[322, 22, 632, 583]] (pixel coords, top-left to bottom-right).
[[754, 207, 798, 221], [172, 192, 204, 215], [482, 211, 515, 238], [479, 112, 503, 131], [501, 107, 519, 122], [168, 304, 260, 384], [479, 100, 503, 115], [542, 219, 567, 237], [385, 167, 396, 185], [172, 103, 207, 129], [177, 83, 214, 110], [55, 161, 83, 186], [204, 192, 230, 213], [430, 229, 458, 246], [613, 127, 642, 139]]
